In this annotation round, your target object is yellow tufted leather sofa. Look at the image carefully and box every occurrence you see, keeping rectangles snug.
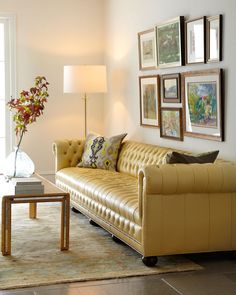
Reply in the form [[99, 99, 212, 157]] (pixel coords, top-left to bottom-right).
[[53, 139, 236, 266]]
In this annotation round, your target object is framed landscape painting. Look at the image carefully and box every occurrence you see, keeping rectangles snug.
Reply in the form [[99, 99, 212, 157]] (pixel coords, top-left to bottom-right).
[[186, 17, 206, 64], [161, 73, 181, 103], [156, 16, 184, 68], [138, 28, 157, 70], [183, 69, 224, 141], [139, 75, 160, 127], [206, 15, 222, 63], [160, 108, 183, 141]]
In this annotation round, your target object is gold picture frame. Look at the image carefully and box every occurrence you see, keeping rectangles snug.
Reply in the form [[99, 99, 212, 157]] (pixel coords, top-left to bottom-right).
[[138, 28, 157, 70], [186, 17, 206, 64], [182, 69, 224, 141], [160, 107, 183, 141], [206, 15, 222, 63], [139, 75, 160, 127], [156, 16, 185, 68], [161, 73, 181, 103]]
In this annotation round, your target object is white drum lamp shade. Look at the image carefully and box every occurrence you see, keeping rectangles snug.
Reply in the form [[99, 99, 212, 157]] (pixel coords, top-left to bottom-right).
[[63, 65, 107, 94]]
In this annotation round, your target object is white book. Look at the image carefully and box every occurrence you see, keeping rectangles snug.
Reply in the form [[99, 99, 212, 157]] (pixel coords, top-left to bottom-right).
[[15, 186, 44, 195], [15, 190, 44, 195], [15, 184, 44, 191], [11, 177, 42, 186]]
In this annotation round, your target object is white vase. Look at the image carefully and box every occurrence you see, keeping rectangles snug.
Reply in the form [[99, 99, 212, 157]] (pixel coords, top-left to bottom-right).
[[4, 147, 35, 178]]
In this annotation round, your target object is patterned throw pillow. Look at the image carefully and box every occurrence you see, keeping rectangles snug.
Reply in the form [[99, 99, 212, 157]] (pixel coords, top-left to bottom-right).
[[78, 133, 127, 171]]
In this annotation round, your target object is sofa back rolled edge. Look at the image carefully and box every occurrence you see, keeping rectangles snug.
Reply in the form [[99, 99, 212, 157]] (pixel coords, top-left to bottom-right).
[[139, 163, 236, 195]]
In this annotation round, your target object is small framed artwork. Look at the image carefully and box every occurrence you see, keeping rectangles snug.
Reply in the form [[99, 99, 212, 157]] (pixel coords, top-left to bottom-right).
[[161, 74, 181, 103], [160, 108, 183, 141], [206, 15, 222, 63], [139, 75, 160, 127], [183, 69, 224, 141], [138, 28, 157, 70], [156, 16, 185, 68], [186, 17, 206, 64]]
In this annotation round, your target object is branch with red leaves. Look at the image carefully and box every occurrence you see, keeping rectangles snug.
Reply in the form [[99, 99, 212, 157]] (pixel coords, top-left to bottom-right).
[[8, 76, 49, 149]]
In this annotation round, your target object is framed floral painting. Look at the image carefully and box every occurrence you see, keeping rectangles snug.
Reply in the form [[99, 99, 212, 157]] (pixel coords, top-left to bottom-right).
[[139, 75, 160, 127], [183, 69, 224, 141], [138, 28, 157, 70], [160, 107, 183, 141], [156, 16, 185, 68]]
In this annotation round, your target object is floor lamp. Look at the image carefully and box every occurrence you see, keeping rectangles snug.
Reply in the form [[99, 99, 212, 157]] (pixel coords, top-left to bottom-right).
[[63, 65, 107, 138]]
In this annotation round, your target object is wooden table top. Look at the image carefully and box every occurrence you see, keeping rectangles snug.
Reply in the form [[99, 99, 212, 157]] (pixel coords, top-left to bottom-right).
[[0, 174, 67, 197]]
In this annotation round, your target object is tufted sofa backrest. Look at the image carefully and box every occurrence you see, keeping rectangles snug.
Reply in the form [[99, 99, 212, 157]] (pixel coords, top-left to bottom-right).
[[117, 141, 176, 178]]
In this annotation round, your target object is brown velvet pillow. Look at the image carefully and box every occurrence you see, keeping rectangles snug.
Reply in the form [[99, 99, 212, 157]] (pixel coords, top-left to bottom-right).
[[166, 150, 219, 164]]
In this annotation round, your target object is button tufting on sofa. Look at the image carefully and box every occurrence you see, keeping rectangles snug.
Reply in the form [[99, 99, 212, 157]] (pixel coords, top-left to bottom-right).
[[53, 139, 236, 266]]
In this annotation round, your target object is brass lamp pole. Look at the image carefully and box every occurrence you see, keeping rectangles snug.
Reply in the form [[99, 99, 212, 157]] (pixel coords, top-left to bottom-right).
[[83, 93, 87, 138], [63, 65, 107, 138]]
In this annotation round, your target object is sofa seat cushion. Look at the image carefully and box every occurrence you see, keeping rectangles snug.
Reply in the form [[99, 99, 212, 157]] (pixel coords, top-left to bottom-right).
[[56, 167, 140, 227]]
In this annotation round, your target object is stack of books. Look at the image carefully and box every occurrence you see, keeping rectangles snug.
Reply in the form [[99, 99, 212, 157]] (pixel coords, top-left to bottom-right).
[[11, 177, 44, 195]]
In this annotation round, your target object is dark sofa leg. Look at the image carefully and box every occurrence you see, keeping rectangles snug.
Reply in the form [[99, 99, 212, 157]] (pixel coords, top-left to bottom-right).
[[71, 207, 81, 214], [230, 251, 236, 259], [142, 256, 158, 267], [111, 234, 123, 244], [89, 218, 100, 227]]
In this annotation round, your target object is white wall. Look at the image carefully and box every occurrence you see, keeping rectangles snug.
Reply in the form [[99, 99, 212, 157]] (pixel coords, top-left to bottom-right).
[[0, 0, 105, 173], [104, 0, 236, 162], [1, 0, 236, 173]]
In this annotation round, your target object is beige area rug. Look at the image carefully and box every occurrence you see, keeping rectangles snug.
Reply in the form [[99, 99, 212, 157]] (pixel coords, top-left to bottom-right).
[[0, 201, 202, 290]]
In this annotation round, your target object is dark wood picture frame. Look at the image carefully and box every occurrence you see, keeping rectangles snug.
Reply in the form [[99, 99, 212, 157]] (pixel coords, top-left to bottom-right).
[[139, 75, 160, 127], [138, 28, 157, 70], [156, 16, 185, 68], [160, 107, 183, 141], [206, 15, 222, 63], [161, 73, 181, 103], [185, 16, 206, 65], [182, 69, 224, 141]]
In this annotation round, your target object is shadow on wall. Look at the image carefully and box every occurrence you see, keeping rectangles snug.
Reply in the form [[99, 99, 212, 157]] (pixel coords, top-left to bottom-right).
[[111, 68, 130, 95], [104, 68, 131, 135]]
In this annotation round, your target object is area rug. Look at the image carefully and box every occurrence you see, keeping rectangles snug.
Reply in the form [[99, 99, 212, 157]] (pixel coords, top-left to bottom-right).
[[0, 201, 202, 290]]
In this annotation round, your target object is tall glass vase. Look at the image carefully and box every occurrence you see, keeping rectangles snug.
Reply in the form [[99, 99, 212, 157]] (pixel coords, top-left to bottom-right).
[[4, 147, 35, 178]]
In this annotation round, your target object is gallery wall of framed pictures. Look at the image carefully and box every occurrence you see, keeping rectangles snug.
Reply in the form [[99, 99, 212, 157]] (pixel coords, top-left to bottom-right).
[[138, 14, 224, 142]]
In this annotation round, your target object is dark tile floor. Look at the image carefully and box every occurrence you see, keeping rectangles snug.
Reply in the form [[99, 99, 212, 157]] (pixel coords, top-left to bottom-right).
[[1, 247, 236, 294]]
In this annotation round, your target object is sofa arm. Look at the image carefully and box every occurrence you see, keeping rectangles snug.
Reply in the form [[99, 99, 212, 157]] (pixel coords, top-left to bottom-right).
[[139, 163, 236, 195], [138, 163, 236, 256], [52, 139, 85, 172]]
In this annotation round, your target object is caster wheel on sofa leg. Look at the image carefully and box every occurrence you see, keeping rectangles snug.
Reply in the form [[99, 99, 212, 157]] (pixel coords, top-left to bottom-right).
[[71, 207, 81, 214], [89, 219, 100, 227], [142, 256, 158, 267], [111, 234, 123, 244]]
